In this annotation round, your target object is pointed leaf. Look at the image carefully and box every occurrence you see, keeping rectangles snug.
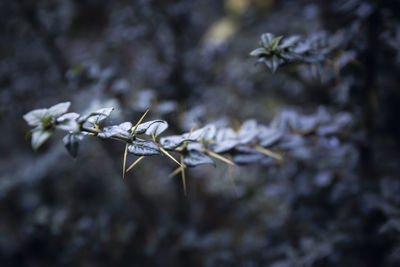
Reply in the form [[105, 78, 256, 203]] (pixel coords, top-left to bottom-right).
[[249, 48, 268, 57], [23, 109, 48, 126], [261, 33, 275, 47], [271, 36, 283, 50], [62, 134, 83, 158], [47, 102, 71, 117], [31, 129, 53, 150]]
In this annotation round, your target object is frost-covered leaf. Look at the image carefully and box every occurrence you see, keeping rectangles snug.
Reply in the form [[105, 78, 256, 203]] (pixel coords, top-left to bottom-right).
[[183, 125, 216, 141], [279, 35, 300, 49], [98, 122, 132, 139], [56, 112, 80, 133], [128, 140, 161, 156], [237, 120, 258, 144], [82, 108, 114, 124], [63, 134, 83, 158], [31, 129, 53, 150], [134, 120, 168, 136], [47, 102, 71, 117], [257, 125, 283, 147], [213, 140, 238, 153], [23, 109, 48, 126], [183, 150, 215, 167], [159, 135, 194, 150]]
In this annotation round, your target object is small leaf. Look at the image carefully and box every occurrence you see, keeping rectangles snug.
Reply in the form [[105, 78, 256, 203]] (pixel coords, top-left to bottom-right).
[[279, 35, 300, 49], [145, 121, 168, 137], [47, 102, 71, 117], [237, 120, 258, 144], [261, 33, 275, 47], [160, 135, 195, 150], [134, 120, 168, 137], [257, 125, 283, 147], [249, 48, 268, 57], [270, 36, 283, 50], [213, 140, 238, 153], [183, 125, 216, 141], [62, 134, 83, 158], [265, 55, 281, 73], [82, 108, 114, 124], [56, 112, 80, 133], [99, 122, 132, 139], [23, 109, 48, 126], [183, 150, 215, 167], [127, 140, 161, 156], [31, 129, 53, 150]]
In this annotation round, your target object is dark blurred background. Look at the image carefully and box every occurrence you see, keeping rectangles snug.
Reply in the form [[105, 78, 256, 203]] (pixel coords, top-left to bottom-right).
[[1, 0, 400, 266]]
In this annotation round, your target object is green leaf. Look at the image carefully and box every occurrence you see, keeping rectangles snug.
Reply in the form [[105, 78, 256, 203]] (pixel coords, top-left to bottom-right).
[[270, 36, 283, 50], [261, 33, 275, 48], [265, 55, 281, 73], [47, 102, 71, 117], [62, 134, 83, 158], [127, 140, 161, 156], [23, 109, 48, 126], [183, 150, 215, 167], [31, 129, 53, 150], [56, 112, 80, 133], [249, 48, 268, 57], [135, 120, 168, 137]]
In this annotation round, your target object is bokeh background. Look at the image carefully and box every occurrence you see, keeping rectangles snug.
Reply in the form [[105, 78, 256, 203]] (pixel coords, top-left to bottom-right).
[[1, 0, 400, 266]]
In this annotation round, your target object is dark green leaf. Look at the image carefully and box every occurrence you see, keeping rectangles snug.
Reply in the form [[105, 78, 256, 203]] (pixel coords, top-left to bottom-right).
[[128, 140, 161, 156]]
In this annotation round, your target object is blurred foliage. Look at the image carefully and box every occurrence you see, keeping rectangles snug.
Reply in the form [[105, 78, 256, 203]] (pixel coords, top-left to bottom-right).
[[1, 0, 400, 266]]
